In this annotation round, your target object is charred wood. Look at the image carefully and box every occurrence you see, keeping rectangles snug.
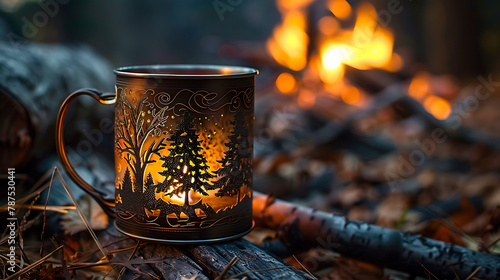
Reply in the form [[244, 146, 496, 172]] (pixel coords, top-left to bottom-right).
[[253, 192, 500, 279]]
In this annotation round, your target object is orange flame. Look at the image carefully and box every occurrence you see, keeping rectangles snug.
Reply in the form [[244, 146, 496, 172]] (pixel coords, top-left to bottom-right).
[[268, 0, 403, 106], [327, 0, 352, 20], [267, 0, 313, 71], [319, 2, 401, 82]]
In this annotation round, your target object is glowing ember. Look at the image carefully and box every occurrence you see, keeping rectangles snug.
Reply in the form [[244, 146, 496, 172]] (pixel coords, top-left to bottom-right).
[[408, 72, 430, 100], [341, 85, 361, 105], [276, 72, 297, 94], [407, 71, 452, 120], [424, 95, 451, 120]]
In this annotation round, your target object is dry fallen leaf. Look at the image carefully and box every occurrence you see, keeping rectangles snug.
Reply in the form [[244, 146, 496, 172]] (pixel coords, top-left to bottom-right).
[[181, 275, 199, 280], [60, 194, 109, 235], [375, 193, 410, 228]]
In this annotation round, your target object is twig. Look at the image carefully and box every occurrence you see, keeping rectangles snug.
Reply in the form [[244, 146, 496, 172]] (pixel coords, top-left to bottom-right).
[[19, 192, 40, 235], [465, 267, 481, 280], [107, 245, 139, 255], [449, 265, 460, 280], [292, 255, 316, 279], [417, 261, 439, 280], [56, 167, 109, 260], [51, 237, 71, 279], [76, 237, 131, 262], [17, 225, 29, 268], [253, 192, 500, 279], [0, 170, 51, 241], [40, 168, 58, 256], [67, 260, 111, 270], [19, 212, 43, 233], [0, 205, 76, 214], [118, 239, 142, 279], [4, 245, 63, 280], [215, 256, 238, 280], [0, 254, 22, 270], [487, 236, 500, 250]]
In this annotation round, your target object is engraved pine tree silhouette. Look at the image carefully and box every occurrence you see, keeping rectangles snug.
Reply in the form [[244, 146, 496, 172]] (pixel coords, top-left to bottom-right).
[[119, 167, 135, 212], [115, 91, 169, 190], [214, 109, 252, 203], [158, 111, 215, 207]]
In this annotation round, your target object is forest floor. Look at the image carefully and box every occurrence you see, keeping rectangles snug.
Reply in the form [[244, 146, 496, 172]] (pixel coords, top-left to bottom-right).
[[2, 71, 500, 279]]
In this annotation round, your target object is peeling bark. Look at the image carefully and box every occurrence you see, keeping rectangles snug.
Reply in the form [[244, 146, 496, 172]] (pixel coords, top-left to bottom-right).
[[253, 192, 500, 279]]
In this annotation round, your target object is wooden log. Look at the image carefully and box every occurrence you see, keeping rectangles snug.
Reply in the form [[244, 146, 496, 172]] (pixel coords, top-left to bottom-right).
[[185, 239, 315, 280], [253, 192, 500, 279], [119, 238, 314, 279], [95, 223, 313, 279], [0, 43, 113, 170], [135, 243, 209, 280]]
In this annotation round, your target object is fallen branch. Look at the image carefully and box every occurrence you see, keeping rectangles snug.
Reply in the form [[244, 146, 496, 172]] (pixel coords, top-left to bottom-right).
[[253, 192, 500, 279]]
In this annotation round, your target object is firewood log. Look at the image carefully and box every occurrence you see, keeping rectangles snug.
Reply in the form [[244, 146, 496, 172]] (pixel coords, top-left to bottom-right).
[[253, 192, 500, 279], [0, 43, 113, 170], [101, 224, 315, 279]]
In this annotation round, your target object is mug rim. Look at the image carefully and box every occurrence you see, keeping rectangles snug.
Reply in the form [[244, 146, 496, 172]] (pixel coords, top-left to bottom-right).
[[114, 64, 258, 79]]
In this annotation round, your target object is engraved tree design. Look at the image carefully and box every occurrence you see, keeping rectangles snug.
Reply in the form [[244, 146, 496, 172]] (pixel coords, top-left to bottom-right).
[[143, 172, 159, 210], [119, 167, 135, 212], [116, 91, 169, 190], [214, 109, 252, 203], [158, 111, 215, 207]]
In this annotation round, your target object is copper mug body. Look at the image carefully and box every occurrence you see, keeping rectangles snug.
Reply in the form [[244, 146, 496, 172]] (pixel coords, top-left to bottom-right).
[[56, 65, 257, 243]]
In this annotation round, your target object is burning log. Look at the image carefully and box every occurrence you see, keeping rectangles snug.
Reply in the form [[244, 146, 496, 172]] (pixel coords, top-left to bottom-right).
[[253, 192, 500, 279], [0, 43, 113, 170]]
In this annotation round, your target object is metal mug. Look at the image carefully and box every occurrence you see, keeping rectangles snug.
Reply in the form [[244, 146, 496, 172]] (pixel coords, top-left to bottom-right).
[[56, 65, 257, 243]]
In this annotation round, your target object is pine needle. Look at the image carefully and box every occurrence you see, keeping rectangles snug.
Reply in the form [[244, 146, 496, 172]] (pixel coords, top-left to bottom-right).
[[215, 256, 238, 280], [117, 239, 142, 279], [486, 236, 500, 250], [51, 237, 71, 279], [40, 168, 58, 256], [55, 167, 109, 260], [4, 245, 63, 280], [0, 205, 75, 214], [417, 260, 440, 280], [464, 267, 481, 280], [0, 254, 22, 270], [292, 255, 316, 279]]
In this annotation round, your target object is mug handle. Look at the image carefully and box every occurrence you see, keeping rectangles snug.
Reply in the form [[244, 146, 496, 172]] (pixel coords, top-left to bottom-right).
[[56, 88, 116, 218]]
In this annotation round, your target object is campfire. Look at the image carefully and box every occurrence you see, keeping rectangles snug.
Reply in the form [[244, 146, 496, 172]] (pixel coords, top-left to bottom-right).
[[266, 0, 453, 122]]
